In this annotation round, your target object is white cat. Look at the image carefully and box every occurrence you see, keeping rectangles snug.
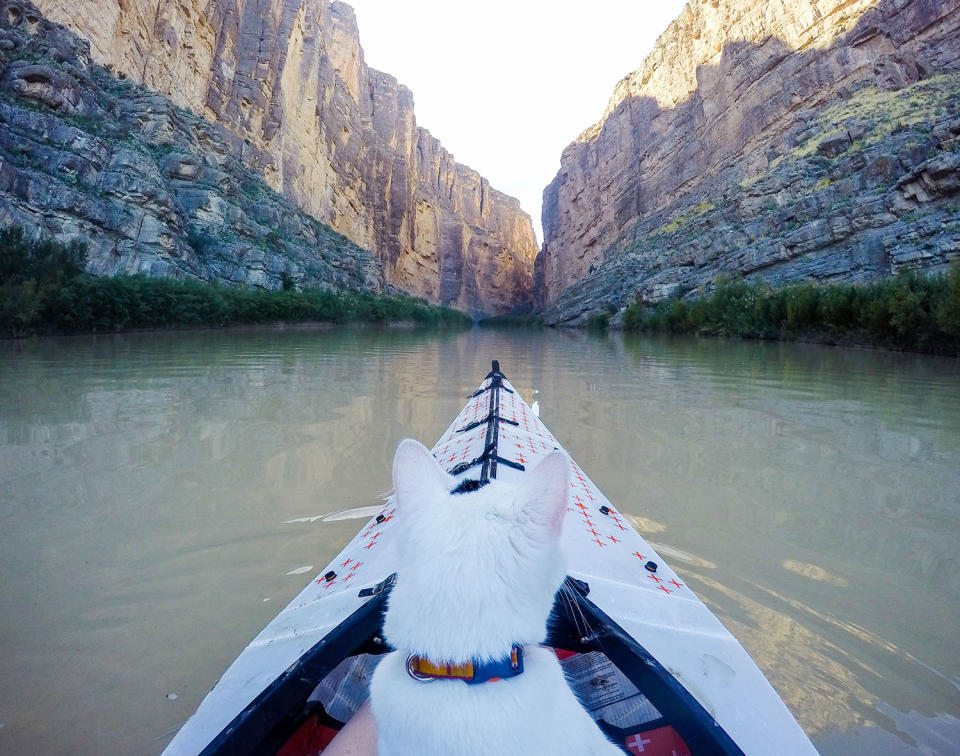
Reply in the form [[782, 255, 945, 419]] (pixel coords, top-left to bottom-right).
[[369, 439, 622, 755]]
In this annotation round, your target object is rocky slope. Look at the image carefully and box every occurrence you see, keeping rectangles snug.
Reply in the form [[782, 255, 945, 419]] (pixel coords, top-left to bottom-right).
[[0, 1, 380, 292], [33, 0, 537, 315], [539, 0, 960, 324]]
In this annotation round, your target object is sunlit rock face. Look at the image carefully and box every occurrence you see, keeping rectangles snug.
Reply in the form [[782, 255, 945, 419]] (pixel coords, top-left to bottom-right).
[[0, 0, 382, 293], [539, 0, 960, 324], [35, 0, 537, 314]]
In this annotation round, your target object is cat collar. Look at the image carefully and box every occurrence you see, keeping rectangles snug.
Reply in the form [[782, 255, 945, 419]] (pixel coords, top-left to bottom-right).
[[406, 644, 523, 684]]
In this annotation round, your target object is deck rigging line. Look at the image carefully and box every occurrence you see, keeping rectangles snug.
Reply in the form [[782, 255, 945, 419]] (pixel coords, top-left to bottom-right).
[[448, 361, 525, 482]]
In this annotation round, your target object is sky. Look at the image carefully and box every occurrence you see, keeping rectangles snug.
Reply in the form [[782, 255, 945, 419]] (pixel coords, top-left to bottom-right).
[[345, 1, 688, 244]]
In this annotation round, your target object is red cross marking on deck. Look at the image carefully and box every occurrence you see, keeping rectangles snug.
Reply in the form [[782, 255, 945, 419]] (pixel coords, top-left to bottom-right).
[[322, 579, 336, 589], [587, 528, 600, 537], [633, 552, 646, 560], [352, 562, 363, 570], [518, 454, 526, 464], [592, 538, 606, 547], [626, 734, 652, 754], [669, 579, 683, 588], [648, 574, 663, 583], [371, 531, 382, 540], [364, 541, 377, 550], [608, 535, 621, 543], [658, 585, 672, 594], [341, 558, 353, 567], [342, 572, 356, 582]]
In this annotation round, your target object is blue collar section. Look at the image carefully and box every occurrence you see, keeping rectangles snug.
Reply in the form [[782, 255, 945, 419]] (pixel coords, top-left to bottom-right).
[[406, 644, 524, 684]]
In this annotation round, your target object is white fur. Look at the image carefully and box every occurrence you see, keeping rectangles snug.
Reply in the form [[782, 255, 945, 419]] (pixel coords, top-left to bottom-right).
[[370, 439, 621, 755]]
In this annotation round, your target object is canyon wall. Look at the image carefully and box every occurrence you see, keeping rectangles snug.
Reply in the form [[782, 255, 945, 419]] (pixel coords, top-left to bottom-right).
[[539, 0, 960, 324], [0, 1, 381, 293], [31, 0, 537, 314]]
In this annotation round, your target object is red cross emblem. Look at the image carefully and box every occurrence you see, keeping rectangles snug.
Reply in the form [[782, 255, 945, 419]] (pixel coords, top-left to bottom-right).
[[624, 726, 691, 756]]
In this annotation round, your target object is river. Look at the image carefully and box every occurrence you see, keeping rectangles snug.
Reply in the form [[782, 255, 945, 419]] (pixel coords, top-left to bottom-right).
[[1, 326, 958, 755]]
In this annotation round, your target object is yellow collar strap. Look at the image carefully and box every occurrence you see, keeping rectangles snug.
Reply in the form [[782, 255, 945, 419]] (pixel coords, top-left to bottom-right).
[[405, 645, 523, 685]]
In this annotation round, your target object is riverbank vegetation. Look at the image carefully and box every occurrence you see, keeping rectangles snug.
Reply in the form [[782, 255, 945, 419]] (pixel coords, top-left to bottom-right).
[[622, 264, 960, 355], [0, 228, 470, 337]]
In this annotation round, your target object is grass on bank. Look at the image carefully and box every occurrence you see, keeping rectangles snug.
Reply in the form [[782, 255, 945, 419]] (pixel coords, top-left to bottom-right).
[[0, 228, 471, 336], [621, 264, 960, 355]]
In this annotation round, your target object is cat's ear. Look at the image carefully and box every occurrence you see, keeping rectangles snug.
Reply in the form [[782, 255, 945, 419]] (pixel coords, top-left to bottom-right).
[[392, 438, 452, 511], [516, 449, 569, 542]]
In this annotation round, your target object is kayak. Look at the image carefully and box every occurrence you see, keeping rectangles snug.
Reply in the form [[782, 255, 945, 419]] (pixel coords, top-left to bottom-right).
[[163, 362, 816, 755]]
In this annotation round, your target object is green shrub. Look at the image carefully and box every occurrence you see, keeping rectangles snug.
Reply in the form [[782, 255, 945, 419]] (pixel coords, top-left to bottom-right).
[[587, 311, 610, 330], [621, 267, 959, 355], [937, 259, 960, 337], [785, 284, 820, 332], [0, 226, 87, 287], [0, 226, 471, 336], [1, 227, 87, 335]]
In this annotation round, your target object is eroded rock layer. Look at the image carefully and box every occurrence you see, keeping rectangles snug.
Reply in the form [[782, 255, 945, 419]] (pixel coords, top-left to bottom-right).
[[0, 2, 381, 292], [540, 0, 960, 324], [32, 0, 537, 314]]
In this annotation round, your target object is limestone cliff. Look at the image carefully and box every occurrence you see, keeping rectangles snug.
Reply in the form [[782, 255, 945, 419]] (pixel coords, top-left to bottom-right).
[[32, 0, 537, 314], [540, 0, 960, 324], [0, 1, 381, 292]]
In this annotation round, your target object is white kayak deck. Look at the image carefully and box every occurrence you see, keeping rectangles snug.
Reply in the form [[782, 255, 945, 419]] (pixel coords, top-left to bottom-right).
[[164, 373, 815, 755]]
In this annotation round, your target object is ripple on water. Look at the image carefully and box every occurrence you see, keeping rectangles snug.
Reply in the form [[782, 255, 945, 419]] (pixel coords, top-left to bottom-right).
[[0, 328, 957, 755]]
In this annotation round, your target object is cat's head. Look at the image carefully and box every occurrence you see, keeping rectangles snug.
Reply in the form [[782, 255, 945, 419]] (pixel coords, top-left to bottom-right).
[[381, 439, 569, 664]]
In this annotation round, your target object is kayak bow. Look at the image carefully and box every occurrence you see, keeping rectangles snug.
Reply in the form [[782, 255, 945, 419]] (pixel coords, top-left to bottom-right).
[[164, 361, 815, 755]]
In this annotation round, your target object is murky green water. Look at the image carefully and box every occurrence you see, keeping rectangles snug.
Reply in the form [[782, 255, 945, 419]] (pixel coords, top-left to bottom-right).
[[1, 327, 958, 754]]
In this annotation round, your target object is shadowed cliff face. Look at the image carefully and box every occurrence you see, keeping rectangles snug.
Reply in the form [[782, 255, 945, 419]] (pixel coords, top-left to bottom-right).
[[539, 0, 960, 324], [0, 1, 385, 292], [34, 0, 536, 315]]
